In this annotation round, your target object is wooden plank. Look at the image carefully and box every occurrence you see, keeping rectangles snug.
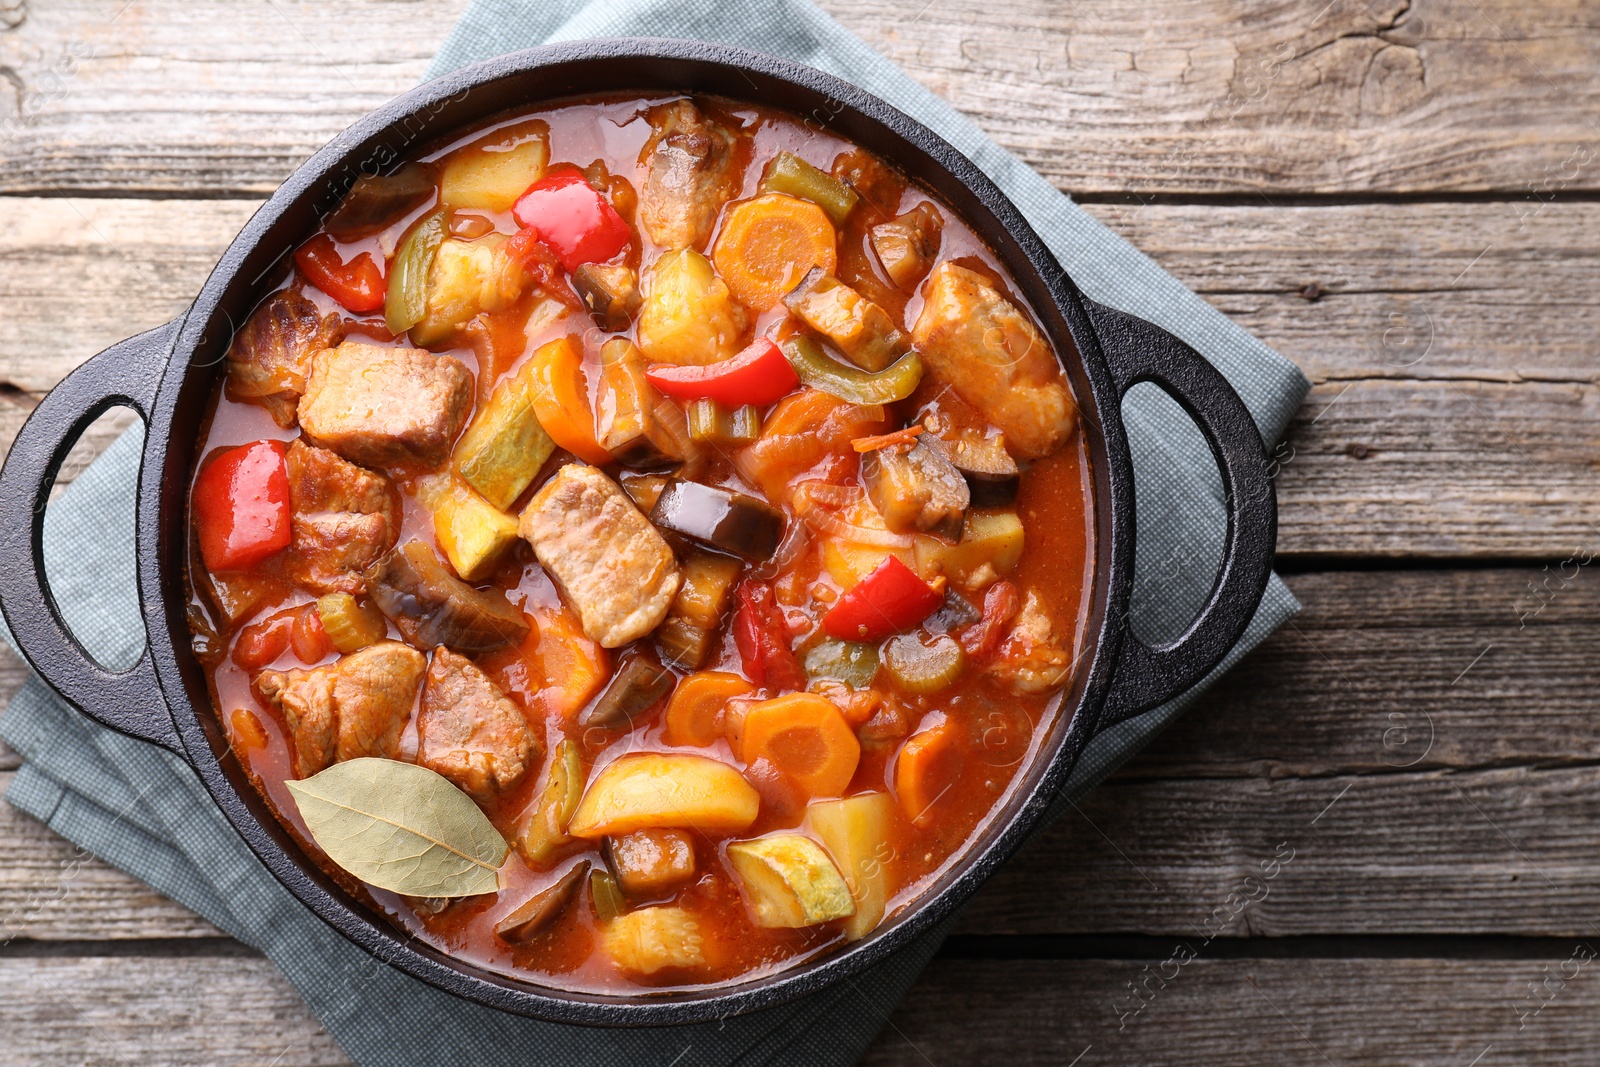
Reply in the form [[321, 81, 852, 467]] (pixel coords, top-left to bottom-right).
[[960, 761, 1600, 937], [1, 952, 1595, 1066], [1131, 567, 1600, 780], [0, 770, 221, 940], [1277, 377, 1600, 558], [7, 196, 1596, 394], [836, 0, 1600, 198], [0, 954, 346, 1066], [2, 197, 1597, 556], [1080, 200, 1600, 385], [863, 957, 1600, 1065], [0, 0, 1598, 197]]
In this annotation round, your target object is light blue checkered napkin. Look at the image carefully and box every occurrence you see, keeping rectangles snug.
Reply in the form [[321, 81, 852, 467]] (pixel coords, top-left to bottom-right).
[[0, 2, 1308, 1063]]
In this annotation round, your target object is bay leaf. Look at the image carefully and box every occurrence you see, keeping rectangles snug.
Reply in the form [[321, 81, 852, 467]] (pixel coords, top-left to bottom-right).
[[286, 758, 508, 898]]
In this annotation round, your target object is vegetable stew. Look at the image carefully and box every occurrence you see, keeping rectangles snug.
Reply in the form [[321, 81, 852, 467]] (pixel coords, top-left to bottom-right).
[[187, 93, 1095, 994]]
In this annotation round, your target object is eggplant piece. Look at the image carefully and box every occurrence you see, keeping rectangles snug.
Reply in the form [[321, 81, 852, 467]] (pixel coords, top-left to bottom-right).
[[926, 432, 1021, 507], [597, 338, 682, 469], [589, 867, 628, 923], [496, 861, 589, 945], [573, 263, 642, 332], [925, 588, 981, 633], [580, 652, 676, 729], [655, 549, 742, 670], [649, 480, 785, 562], [365, 540, 529, 654], [860, 438, 970, 540], [325, 162, 437, 240], [619, 471, 672, 514], [869, 203, 943, 291], [781, 267, 910, 372]]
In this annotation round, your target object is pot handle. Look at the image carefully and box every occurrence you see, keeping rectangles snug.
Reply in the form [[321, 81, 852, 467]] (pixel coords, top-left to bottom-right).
[[1086, 299, 1278, 729], [0, 320, 186, 755]]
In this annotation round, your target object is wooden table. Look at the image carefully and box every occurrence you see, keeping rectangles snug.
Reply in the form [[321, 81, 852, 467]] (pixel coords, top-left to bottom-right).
[[2, 1, 1596, 1062]]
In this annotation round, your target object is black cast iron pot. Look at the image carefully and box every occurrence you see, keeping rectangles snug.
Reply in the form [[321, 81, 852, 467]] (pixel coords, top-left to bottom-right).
[[0, 39, 1276, 1026]]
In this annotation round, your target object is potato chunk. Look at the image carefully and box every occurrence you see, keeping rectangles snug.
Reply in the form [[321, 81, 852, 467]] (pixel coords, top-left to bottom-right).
[[636, 249, 744, 366], [438, 118, 549, 213], [568, 753, 760, 838], [602, 906, 706, 975], [727, 834, 855, 928], [423, 475, 520, 582], [413, 236, 527, 345], [806, 793, 897, 941]]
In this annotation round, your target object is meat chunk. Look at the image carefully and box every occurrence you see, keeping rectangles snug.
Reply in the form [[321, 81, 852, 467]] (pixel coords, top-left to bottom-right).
[[984, 590, 1073, 694], [224, 289, 344, 428], [637, 99, 738, 251], [860, 437, 969, 540], [517, 464, 681, 648], [418, 647, 539, 802], [298, 341, 473, 469], [910, 263, 1077, 460], [258, 641, 425, 778], [282, 440, 399, 595]]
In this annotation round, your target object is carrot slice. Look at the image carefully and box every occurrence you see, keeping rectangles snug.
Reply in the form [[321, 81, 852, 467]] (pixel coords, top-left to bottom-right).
[[893, 712, 964, 826], [851, 425, 924, 453], [527, 335, 612, 466], [740, 693, 861, 798], [481, 602, 611, 720], [712, 194, 838, 310], [664, 671, 754, 748]]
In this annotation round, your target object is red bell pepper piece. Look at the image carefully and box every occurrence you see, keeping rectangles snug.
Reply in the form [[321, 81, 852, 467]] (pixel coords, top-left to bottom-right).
[[293, 234, 386, 313], [193, 440, 292, 573], [511, 169, 631, 272], [733, 579, 806, 691], [645, 338, 801, 407], [823, 556, 944, 642]]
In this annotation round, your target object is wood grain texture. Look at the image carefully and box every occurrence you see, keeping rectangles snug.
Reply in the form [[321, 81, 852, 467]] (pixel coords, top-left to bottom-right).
[[1131, 567, 1600, 780], [0, 955, 346, 1066], [1, 0, 1598, 197], [1081, 200, 1600, 385], [863, 957, 1600, 1066], [0, 953, 1595, 1066], [3, 197, 1597, 556]]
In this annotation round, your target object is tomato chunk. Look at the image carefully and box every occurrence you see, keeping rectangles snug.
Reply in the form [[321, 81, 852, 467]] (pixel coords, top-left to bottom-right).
[[822, 555, 943, 642], [294, 234, 387, 313], [512, 169, 631, 272], [645, 338, 800, 407], [193, 440, 291, 573], [733, 579, 806, 691]]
